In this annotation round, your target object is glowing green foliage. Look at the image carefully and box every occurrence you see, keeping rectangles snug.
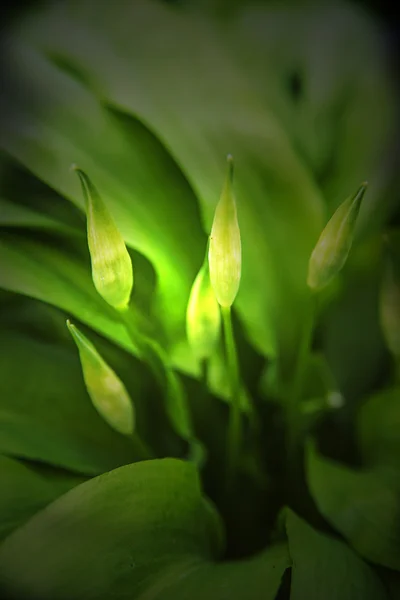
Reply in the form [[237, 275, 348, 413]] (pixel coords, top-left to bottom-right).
[[186, 242, 221, 361], [72, 166, 133, 311], [307, 183, 368, 291], [209, 156, 242, 307], [67, 320, 135, 436]]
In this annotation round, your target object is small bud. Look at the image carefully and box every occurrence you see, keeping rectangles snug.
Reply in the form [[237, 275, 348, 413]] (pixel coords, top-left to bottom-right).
[[67, 320, 135, 436], [186, 241, 221, 360], [72, 165, 133, 310], [380, 235, 400, 359], [307, 182, 368, 290], [209, 155, 242, 307]]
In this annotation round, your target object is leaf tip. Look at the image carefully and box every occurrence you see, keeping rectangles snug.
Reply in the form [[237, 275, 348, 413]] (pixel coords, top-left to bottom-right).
[[226, 154, 234, 182]]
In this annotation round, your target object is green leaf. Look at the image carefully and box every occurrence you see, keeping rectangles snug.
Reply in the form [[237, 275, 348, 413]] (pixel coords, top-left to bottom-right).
[[0, 195, 80, 234], [286, 509, 387, 600], [357, 387, 400, 470], [0, 459, 290, 600], [306, 441, 400, 571], [1, 0, 324, 366], [0, 455, 86, 542], [0, 329, 144, 475]]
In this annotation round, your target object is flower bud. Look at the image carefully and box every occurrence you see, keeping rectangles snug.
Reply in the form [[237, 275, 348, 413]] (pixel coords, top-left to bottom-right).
[[380, 234, 400, 359], [67, 320, 135, 436], [307, 182, 368, 290], [72, 165, 133, 310], [186, 241, 221, 360], [209, 155, 242, 307]]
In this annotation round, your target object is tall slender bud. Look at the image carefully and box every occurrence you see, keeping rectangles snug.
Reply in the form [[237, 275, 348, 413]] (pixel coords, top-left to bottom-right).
[[67, 320, 135, 436], [380, 234, 400, 360], [209, 155, 242, 307], [307, 182, 368, 290], [72, 165, 133, 310], [186, 240, 221, 360]]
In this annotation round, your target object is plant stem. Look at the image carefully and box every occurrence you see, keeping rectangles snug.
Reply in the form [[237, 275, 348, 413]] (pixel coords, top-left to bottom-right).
[[287, 293, 317, 465], [221, 305, 242, 489]]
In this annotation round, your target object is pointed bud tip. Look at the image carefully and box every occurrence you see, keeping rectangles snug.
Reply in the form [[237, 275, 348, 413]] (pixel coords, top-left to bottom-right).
[[356, 181, 368, 200], [226, 154, 234, 182]]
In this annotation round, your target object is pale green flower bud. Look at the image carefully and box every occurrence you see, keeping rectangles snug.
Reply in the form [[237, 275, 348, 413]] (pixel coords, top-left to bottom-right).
[[186, 241, 221, 360], [67, 320, 135, 436], [307, 182, 368, 290], [72, 165, 133, 310], [209, 155, 242, 307], [380, 235, 400, 359]]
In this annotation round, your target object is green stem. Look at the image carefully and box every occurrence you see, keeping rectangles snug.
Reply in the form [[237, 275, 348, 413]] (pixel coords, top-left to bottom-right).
[[117, 307, 162, 459], [287, 294, 317, 464], [222, 305, 242, 488]]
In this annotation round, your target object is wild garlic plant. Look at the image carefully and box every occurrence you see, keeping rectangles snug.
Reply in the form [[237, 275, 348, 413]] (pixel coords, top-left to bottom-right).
[[67, 157, 375, 498]]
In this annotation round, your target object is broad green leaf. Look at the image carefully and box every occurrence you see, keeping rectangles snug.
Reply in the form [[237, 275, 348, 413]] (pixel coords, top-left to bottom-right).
[[306, 441, 400, 570], [0, 196, 79, 234], [357, 387, 400, 470], [0, 329, 147, 475], [286, 509, 387, 600], [1, 0, 324, 365], [0, 458, 289, 600], [0, 455, 86, 542], [153, 543, 290, 600]]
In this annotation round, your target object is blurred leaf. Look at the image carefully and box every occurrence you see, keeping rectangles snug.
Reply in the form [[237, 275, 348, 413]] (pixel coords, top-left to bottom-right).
[[380, 230, 400, 364], [0, 459, 288, 600], [223, 1, 399, 231], [0, 455, 86, 542], [0, 195, 80, 234], [0, 0, 324, 368], [286, 508, 387, 599], [357, 387, 400, 470], [306, 441, 400, 570]]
